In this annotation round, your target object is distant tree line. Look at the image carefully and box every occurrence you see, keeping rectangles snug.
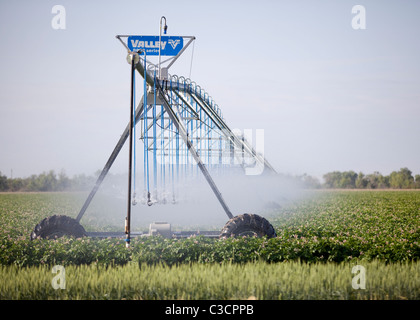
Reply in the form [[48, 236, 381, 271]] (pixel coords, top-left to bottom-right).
[[1, 168, 420, 192], [284, 168, 420, 189], [322, 167, 420, 189], [0, 170, 96, 192]]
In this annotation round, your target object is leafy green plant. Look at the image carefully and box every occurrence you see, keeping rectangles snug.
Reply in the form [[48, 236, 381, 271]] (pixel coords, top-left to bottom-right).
[[0, 191, 419, 267]]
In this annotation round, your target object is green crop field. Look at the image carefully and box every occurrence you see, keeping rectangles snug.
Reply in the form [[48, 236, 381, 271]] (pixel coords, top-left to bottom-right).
[[0, 190, 419, 300]]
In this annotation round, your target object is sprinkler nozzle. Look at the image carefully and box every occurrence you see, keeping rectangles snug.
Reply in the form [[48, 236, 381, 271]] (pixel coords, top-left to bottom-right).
[[147, 192, 153, 206]]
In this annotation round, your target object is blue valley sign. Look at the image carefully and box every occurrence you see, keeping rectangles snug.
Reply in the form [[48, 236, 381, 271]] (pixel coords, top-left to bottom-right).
[[127, 36, 184, 56]]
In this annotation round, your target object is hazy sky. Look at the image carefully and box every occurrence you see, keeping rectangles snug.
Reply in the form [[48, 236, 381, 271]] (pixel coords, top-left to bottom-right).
[[1, 0, 419, 180]]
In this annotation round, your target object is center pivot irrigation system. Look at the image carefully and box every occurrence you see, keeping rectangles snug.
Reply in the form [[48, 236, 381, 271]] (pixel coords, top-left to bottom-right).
[[31, 19, 278, 245]]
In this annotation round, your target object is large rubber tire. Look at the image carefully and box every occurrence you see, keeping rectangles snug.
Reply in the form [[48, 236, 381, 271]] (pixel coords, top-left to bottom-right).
[[219, 213, 277, 239], [30, 215, 87, 240]]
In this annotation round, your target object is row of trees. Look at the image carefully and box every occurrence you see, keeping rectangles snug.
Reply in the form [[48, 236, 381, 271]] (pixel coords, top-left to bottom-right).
[[0, 170, 96, 192], [1, 168, 420, 192], [322, 168, 420, 189]]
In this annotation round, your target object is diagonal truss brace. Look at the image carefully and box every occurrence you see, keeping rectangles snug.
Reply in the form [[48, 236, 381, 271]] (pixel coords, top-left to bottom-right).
[[155, 81, 234, 219], [75, 100, 145, 223]]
